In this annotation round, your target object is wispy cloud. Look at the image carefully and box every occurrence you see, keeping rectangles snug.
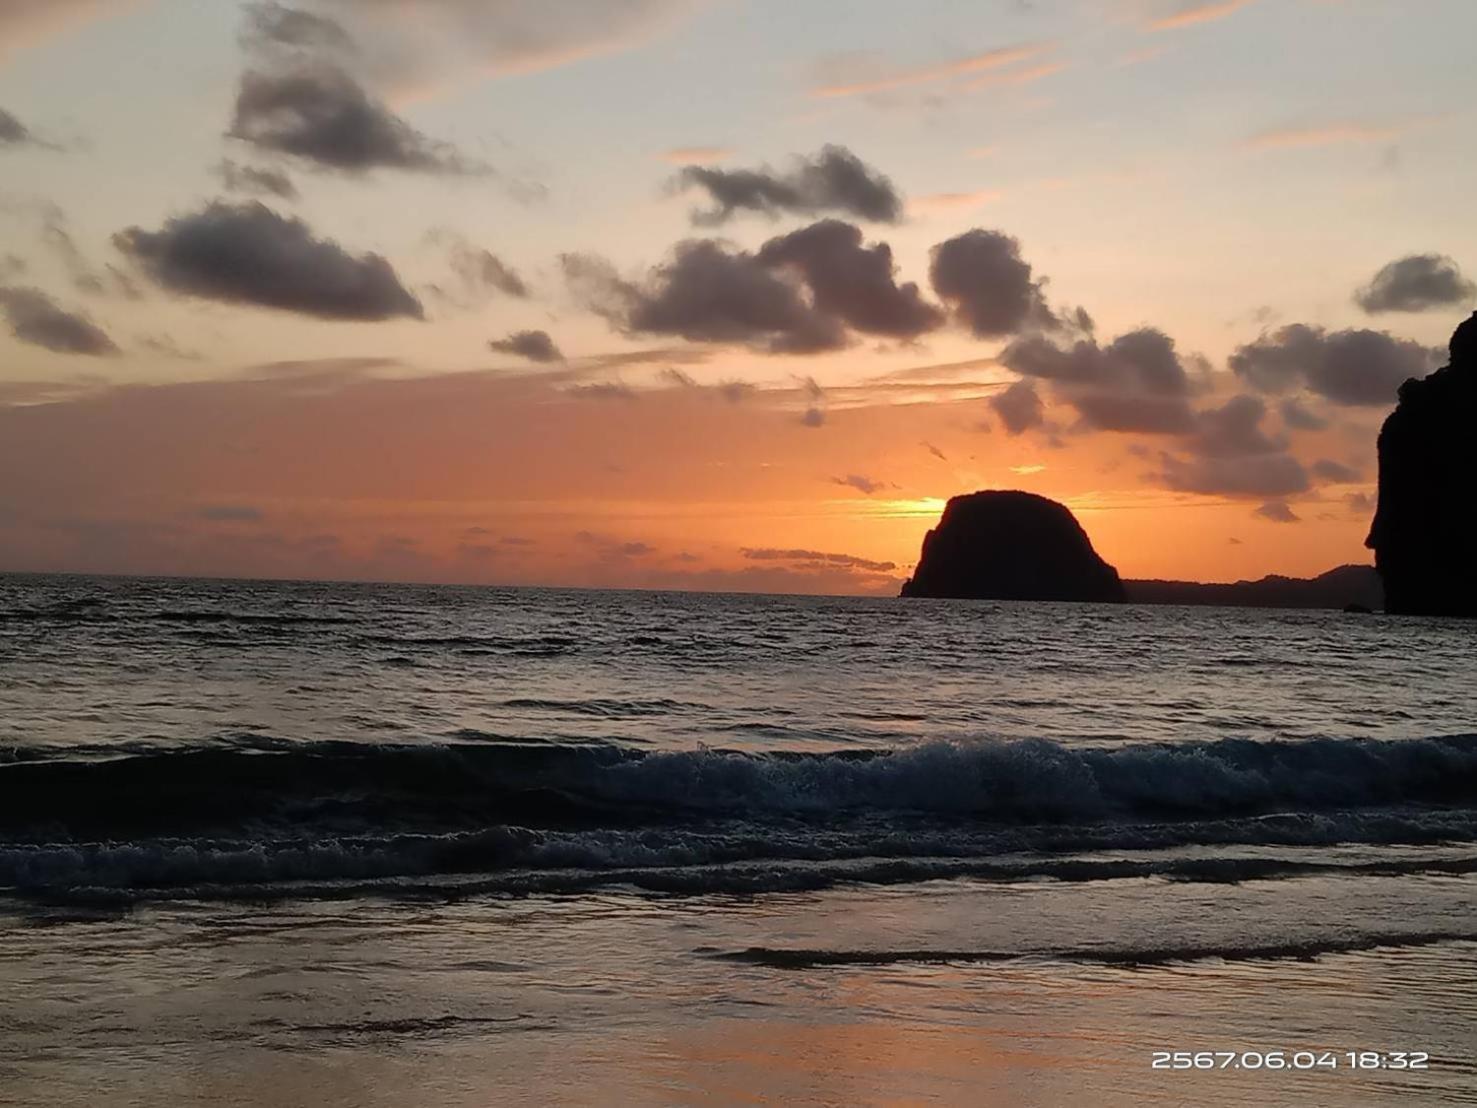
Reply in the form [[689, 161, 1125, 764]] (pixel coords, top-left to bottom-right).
[[659, 146, 731, 165], [1244, 122, 1401, 150], [810, 43, 1047, 99], [1145, 0, 1257, 32], [962, 60, 1068, 92], [907, 189, 1005, 215]]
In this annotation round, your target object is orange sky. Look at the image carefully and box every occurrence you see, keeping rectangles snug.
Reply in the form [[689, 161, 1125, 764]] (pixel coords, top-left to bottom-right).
[[1, 0, 1473, 593]]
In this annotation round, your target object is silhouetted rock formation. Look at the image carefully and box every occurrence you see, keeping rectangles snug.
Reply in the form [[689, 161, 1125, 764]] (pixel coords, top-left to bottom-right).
[[901, 491, 1126, 602], [1125, 564, 1382, 611], [1366, 312, 1477, 617]]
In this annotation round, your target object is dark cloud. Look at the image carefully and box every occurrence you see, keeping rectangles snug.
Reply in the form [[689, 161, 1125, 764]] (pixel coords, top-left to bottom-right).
[[242, 2, 357, 54], [0, 286, 118, 355], [924, 441, 948, 461], [801, 406, 826, 427], [1, 107, 34, 146], [449, 240, 528, 298], [1230, 324, 1437, 407], [1255, 500, 1300, 524], [1279, 396, 1328, 431], [755, 220, 944, 340], [1355, 254, 1476, 314], [676, 145, 903, 225], [115, 201, 424, 321], [989, 379, 1043, 435], [216, 158, 299, 200], [1162, 452, 1310, 498], [1158, 395, 1310, 498], [1311, 458, 1360, 483], [563, 240, 844, 354], [831, 473, 889, 495], [1000, 328, 1199, 433], [566, 220, 950, 354], [230, 63, 479, 175], [742, 547, 897, 572], [718, 380, 754, 403], [930, 229, 1055, 338], [490, 329, 563, 363]]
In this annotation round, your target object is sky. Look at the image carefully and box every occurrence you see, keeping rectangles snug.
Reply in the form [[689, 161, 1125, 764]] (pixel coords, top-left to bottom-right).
[[1, 0, 1474, 595]]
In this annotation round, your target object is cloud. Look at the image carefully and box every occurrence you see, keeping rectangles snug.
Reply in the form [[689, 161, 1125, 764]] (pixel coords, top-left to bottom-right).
[[660, 146, 731, 165], [490, 329, 563, 363], [216, 158, 299, 200], [1159, 394, 1310, 498], [305, 0, 694, 96], [1243, 122, 1400, 150], [1355, 254, 1476, 313], [1230, 323, 1437, 406], [742, 547, 897, 573], [1311, 458, 1360, 483], [1145, 0, 1257, 32], [801, 406, 826, 427], [1279, 396, 1328, 431], [446, 238, 528, 299], [40, 212, 142, 301], [1000, 328, 1199, 432], [0, 286, 118, 355], [242, 1, 356, 54], [115, 201, 424, 321], [989, 379, 1044, 435], [1162, 452, 1310, 498], [755, 220, 944, 340], [675, 145, 903, 225], [0, 107, 35, 146], [924, 441, 948, 461], [930, 230, 1055, 338], [563, 239, 845, 354], [138, 333, 201, 361], [909, 189, 1005, 215], [810, 43, 1046, 98], [230, 63, 480, 175], [831, 473, 888, 495], [1255, 500, 1299, 523]]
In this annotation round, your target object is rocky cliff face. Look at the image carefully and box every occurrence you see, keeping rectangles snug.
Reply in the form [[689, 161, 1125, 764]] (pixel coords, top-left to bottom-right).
[[1366, 312, 1477, 617], [901, 490, 1126, 602]]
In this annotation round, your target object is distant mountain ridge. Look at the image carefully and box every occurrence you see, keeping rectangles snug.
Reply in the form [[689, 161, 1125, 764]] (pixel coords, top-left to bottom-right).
[[1124, 564, 1382, 611]]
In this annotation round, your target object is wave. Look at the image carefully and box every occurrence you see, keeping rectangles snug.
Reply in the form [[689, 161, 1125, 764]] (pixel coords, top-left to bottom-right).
[[8, 831, 1477, 905], [5, 734, 1474, 834], [5, 734, 1477, 902], [721, 931, 1477, 969]]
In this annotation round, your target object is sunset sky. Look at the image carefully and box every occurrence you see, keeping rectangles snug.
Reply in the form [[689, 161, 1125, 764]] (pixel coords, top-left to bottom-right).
[[2, 0, 1474, 594]]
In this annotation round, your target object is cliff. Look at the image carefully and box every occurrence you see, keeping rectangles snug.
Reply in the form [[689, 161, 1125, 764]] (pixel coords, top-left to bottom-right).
[[1366, 312, 1477, 617], [901, 491, 1126, 602]]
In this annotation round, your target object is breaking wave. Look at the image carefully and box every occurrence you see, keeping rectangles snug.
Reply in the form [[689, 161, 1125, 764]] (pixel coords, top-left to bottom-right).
[[3, 734, 1476, 902]]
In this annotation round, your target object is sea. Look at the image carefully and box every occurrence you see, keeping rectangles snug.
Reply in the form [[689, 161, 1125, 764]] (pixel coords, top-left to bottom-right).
[[1, 573, 1475, 1107]]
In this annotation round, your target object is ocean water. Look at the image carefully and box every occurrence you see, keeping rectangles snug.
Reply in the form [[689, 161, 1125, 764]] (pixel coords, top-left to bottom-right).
[[1, 574, 1475, 1107]]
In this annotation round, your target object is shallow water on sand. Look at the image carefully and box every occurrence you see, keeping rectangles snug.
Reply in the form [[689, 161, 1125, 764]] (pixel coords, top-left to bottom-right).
[[2, 575, 1476, 1105]]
